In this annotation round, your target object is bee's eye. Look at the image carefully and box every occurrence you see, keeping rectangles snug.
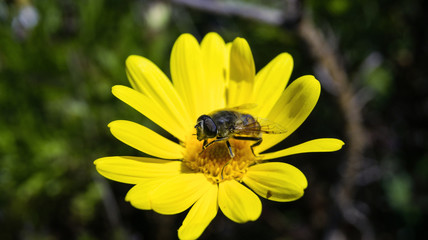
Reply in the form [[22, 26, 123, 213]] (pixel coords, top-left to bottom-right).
[[203, 119, 216, 137], [196, 115, 217, 138]]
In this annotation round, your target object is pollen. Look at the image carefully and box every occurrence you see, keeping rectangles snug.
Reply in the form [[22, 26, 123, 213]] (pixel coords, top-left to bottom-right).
[[183, 135, 258, 183]]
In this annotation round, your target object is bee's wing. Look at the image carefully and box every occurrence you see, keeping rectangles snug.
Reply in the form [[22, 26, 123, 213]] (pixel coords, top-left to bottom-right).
[[233, 122, 260, 136], [234, 118, 286, 135], [257, 117, 287, 134]]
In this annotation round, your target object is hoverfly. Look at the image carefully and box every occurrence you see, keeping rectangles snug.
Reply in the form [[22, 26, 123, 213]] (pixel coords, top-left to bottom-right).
[[194, 105, 286, 158]]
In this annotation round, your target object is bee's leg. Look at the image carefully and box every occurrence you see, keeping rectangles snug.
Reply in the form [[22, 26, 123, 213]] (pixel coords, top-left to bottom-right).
[[221, 140, 234, 179], [250, 138, 263, 156], [199, 140, 208, 154], [232, 136, 262, 156], [221, 160, 231, 180], [225, 140, 235, 158], [200, 137, 229, 154], [202, 139, 208, 148]]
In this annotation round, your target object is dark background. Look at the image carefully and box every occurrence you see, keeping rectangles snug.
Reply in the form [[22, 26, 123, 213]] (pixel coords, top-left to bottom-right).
[[1, 0, 426, 239]]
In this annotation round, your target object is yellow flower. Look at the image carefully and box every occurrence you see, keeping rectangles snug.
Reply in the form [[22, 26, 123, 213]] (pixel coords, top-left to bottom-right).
[[94, 32, 344, 239]]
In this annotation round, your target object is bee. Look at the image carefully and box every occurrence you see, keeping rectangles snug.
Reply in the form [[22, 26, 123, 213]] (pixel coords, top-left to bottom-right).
[[194, 105, 285, 158]]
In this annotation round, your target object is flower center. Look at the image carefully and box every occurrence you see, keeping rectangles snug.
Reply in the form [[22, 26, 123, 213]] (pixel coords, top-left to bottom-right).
[[183, 135, 257, 183]]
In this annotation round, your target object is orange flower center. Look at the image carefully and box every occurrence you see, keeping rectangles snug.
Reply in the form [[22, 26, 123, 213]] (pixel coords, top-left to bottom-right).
[[183, 135, 258, 183]]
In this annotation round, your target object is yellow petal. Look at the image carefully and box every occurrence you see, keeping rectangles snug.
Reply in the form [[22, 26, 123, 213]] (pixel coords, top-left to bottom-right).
[[227, 37, 256, 107], [125, 178, 167, 210], [224, 42, 232, 89], [218, 180, 261, 223], [258, 75, 321, 153], [125, 55, 192, 126], [150, 173, 212, 215], [260, 138, 345, 160], [178, 183, 218, 240], [243, 162, 307, 202], [200, 32, 227, 112], [112, 85, 188, 142], [94, 156, 182, 184], [253, 53, 293, 118], [108, 120, 184, 159], [170, 34, 205, 120]]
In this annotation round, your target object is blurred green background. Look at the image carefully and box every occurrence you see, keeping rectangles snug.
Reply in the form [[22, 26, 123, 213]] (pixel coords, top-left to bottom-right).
[[1, 0, 427, 239]]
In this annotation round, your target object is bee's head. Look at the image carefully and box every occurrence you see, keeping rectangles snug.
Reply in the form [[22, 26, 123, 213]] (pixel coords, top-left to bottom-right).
[[195, 115, 217, 141]]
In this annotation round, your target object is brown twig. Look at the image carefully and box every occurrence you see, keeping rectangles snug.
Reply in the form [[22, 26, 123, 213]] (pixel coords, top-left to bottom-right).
[[297, 16, 373, 240], [296, 16, 366, 205], [171, 0, 285, 25]]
